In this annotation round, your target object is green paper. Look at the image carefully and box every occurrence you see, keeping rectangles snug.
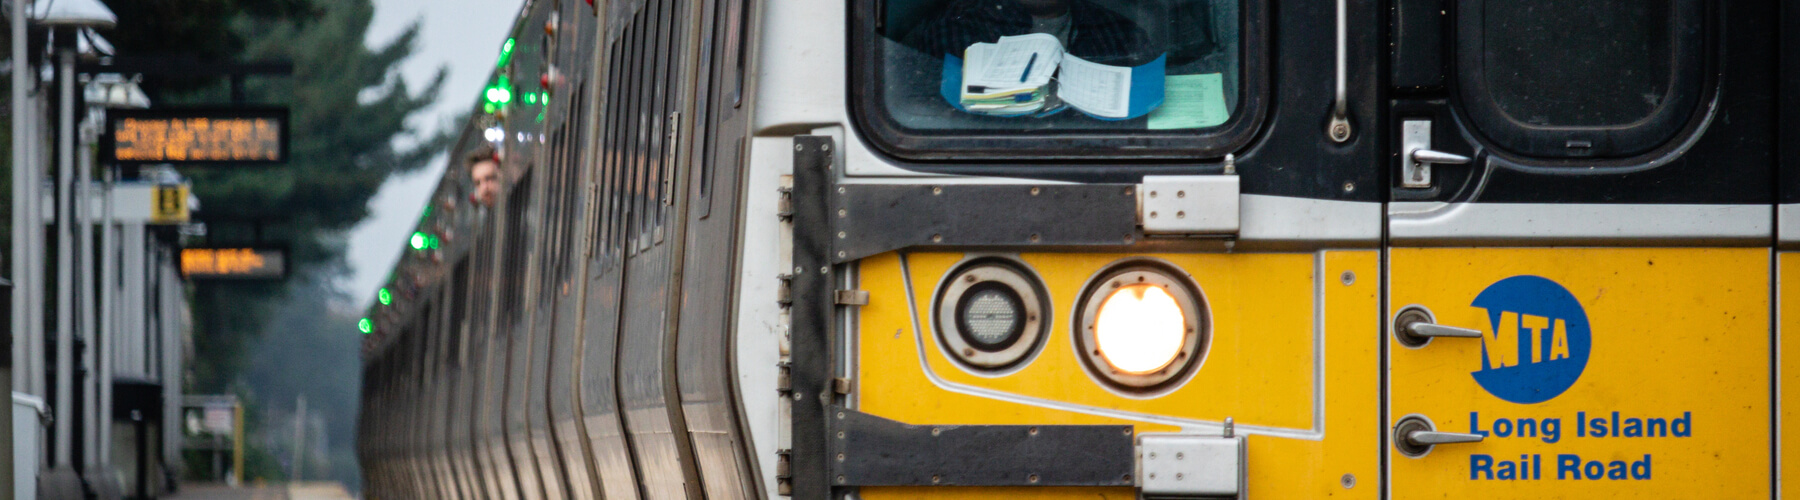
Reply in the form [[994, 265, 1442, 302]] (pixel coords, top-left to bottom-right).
[[1147, 73, 1229, 130]]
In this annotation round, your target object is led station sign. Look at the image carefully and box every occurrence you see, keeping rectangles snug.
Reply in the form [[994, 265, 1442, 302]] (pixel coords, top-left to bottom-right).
[[180, 247, 287, 280], [102, 108, 289, 164]]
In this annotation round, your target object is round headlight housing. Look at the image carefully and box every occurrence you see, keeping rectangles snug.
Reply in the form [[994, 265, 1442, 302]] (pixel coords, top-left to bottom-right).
[[1075, 262, 1208, 393], [935, 260, 1049, 372]]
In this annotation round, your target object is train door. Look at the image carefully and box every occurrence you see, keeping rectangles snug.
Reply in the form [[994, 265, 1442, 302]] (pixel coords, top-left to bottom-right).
[[669, 0, 761, 497], [593, 0, 710, 495], [1383, 1, 1777, 497]]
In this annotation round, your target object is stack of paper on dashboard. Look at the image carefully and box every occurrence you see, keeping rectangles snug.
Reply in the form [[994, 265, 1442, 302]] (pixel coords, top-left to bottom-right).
[[958, 34, 1061, 116], [954, 33, 1160, 119]]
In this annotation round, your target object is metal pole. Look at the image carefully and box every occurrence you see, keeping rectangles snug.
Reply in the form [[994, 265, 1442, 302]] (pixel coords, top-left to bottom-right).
[[292, 394, 306, 482], [78, 105, 98, 471], [55, 38, 77, 469], [28, 95, 46, 399], [99, 165, 116, 470], [10, 0, 32, 396]]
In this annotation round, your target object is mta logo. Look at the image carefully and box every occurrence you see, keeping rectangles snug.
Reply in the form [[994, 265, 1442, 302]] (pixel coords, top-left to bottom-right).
[[1470, 276, 1591, 404]]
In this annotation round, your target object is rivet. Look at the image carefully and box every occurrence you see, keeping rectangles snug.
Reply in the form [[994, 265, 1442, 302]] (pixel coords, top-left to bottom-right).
[[1177, 190, 1186, 198], [1175, 473, 1184, 481], [1122, 473, 1132, 482], [837, 411, 846, 419], [793, 392, 803, 400], [932, 475, 941, 484], [1342, 181, 1356, 193], [836, 453, 845, 461], [1148, 452, 1157, 459], [931, 427, 942, 436], [1122, 429, 1133, 436], [836, 475, 846, 484], [1176, 452, 1184, 460], [1341, 271, 1356, 285], [1028, 427, 1039, 436], [1149, 211, 1158, 219], [794, 266, 803, 274], [821, 143, 831, 151], [1341, 473, 1356, 489], [1123, 188, 1134, 196], [795, 144, 804, 151], [932, 186, 943, 195], [837, 251, 846, 258], [1149, 190, 1158, 198], [837, 209, 847, 218], [1148, 473, 1156, 480], [836, 431, 845, 439], [965, 275, 977, 283], [1030, 187, 1041, 196], [962, 348, 974, 356], [837, 187, 846, 194], [1176, 211, 1186, 219], [1028, 474, 1040, 483], [837, 231, 846, 239], [1029, 234, 1041, 243], [820, 266, 829, 274], [932, 234, 943, 243]]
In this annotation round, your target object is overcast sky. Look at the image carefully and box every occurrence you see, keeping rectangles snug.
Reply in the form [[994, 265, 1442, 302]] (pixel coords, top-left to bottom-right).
[[342, 0, 524, 306]]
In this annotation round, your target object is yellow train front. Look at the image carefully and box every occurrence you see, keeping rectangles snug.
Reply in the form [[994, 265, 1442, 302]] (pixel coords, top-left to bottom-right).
[[356, 0, 1800, 498]]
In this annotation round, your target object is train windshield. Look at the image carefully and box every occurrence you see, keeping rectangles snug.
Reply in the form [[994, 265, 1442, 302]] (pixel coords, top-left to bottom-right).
[[874, 0, 1242, 134]]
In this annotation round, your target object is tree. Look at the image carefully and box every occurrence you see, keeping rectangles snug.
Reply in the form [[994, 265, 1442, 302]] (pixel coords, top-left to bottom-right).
[[177, 0, 449, 394]]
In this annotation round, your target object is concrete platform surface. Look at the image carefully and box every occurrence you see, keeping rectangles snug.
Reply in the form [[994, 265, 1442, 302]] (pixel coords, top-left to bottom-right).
[[163, 482, 354, 500]]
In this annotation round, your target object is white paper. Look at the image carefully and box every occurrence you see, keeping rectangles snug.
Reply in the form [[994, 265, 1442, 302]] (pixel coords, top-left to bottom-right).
[[1057, 54, 1133, 118], [963, 33, 1062, 88]]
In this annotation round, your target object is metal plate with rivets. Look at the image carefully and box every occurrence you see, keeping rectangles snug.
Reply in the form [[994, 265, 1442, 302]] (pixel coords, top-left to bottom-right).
[[826, 407, 1135, 486]]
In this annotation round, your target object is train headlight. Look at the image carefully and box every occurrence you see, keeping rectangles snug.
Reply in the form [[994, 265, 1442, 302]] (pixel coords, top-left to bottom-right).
[[1095, 284, 1186, 373], [1076, 261, 1209, 393], [936, 260, 1048, 372]]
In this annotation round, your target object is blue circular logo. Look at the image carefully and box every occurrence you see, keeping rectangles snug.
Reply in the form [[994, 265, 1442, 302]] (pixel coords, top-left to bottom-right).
[[1469, 276, 1591, 404]]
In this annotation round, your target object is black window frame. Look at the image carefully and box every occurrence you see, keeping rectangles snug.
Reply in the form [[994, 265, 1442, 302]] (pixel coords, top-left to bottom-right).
[[848, 0, 1269, 162], [1451, 0, 1711, 160]]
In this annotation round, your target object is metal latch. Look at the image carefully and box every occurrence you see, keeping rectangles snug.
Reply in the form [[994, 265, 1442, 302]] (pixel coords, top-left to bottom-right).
[[834, 290, 869, 306], [1138, 175, 1240, 235], [1137, 427, 1247, 498], [1401, 120, 1471, 189]]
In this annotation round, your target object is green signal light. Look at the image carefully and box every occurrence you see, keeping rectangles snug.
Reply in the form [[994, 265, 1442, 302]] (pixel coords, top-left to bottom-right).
[[498, 38, 516, 67], [358, 318, 373, 335], [485, 86, 512, 105], [525, 93, 538, 104], [378, 288, 392, 306], [410, 232, 428, 250]]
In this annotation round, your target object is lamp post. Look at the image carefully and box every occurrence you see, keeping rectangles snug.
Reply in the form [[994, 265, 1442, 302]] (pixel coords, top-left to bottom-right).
[[31, 0, 116, 480], [85, 72, 150, 489]]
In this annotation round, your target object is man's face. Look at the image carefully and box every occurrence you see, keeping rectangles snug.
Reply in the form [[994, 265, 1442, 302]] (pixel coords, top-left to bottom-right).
[[1017, 0, 1071, 18], [471, 160, 501, 207]]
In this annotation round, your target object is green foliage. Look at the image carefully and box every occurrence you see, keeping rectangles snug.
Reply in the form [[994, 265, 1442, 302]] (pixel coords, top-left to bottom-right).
[[178, 0, 449, 394], [95, 0, 449, 489]]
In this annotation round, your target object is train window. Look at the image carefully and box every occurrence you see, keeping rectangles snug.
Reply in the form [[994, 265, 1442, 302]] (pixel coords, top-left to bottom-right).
[[1454, 0, 1707, 158], [854, 0, 1264, 160]]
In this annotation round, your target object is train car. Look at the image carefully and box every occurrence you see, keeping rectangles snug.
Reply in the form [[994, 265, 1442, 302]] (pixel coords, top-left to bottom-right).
[[357, 0, 1800, 498]]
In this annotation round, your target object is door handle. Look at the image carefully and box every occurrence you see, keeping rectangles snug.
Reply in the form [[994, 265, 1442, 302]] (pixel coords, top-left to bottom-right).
[[1400, 120, 1472, 188], [1393, 306, 1482, 347], [1394, 416, 1482, 457]]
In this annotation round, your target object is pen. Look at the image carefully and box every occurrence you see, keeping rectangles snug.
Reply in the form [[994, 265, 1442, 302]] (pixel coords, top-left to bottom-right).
[[1020, 53, 1037, 83]]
